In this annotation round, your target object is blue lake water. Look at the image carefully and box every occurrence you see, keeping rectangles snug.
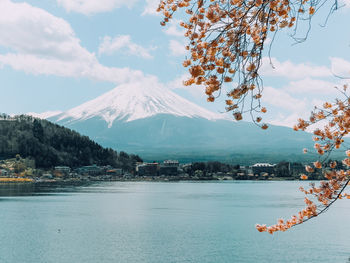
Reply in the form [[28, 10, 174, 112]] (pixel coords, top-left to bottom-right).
[[0, 181, 349, 263]]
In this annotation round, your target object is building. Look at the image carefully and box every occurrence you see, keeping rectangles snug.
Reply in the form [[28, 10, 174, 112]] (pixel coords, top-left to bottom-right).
[[136, 163, 159, 176], [0, 169, 9, 177], [159, 160, 179, 176], [252, 163, 275, 175], [76, 165, 103, 176], [163, 160, 179, 167]]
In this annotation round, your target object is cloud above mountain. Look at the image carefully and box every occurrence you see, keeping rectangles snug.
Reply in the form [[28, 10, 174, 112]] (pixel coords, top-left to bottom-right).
[[0, 0, 347, 132], [260, 57, 332, 79], [98, 35, 156, 59], [57, 0, 138, 15], [0, 0, 146, 84]]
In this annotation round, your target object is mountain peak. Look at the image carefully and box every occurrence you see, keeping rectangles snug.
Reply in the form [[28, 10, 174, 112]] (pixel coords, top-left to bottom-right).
[[56, 80, 229, 127]]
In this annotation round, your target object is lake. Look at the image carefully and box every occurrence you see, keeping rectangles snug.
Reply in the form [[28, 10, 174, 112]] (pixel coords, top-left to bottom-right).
[[0, 181, 349, 263]]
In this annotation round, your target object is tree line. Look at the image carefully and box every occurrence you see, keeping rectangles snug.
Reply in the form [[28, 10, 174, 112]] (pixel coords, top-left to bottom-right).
[[0, 114, 142, 170], [183, 160, 344, 180]]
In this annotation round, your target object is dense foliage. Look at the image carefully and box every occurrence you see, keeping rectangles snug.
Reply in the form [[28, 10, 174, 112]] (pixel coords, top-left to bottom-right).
[[0, 114, 142, 169], [158, 0, 334, 126], [158, 0, 350, 233]]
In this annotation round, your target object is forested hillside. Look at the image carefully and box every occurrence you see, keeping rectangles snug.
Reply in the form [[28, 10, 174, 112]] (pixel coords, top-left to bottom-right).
[[0, 114, 142, 169]]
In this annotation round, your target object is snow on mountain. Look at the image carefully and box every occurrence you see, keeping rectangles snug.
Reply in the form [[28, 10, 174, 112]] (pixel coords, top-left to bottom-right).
[[22, 79, 317, 162], [27, 111, 62, 119], [57, 78, 229, 127]]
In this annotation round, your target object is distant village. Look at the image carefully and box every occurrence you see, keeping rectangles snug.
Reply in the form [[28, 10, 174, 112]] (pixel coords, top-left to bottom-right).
[[0, 155, 333, 183]]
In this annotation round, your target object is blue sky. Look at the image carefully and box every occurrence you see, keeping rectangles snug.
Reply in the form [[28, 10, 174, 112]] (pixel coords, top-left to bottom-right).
[[1, 0, 350, 127]]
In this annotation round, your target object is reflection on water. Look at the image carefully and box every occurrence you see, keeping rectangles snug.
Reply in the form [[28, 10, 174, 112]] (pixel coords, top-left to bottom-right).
[[0, 181, 348, 263], [0, 182, 93, 196], [0, 183, 35, 196]]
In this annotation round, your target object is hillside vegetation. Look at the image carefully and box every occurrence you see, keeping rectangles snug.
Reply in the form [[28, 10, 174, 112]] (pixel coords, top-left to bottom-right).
[[0, 114, 142, 169]]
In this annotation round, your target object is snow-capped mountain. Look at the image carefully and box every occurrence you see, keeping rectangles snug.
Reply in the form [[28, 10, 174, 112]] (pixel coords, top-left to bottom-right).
[[54, 80, 228, 127], [28, 81, 315, 163]]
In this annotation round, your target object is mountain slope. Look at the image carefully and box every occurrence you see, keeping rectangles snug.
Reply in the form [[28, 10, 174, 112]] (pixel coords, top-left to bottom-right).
[[52, 113, 316, 163], [33, 82, 330, 163], [53, 80, 228, 127]]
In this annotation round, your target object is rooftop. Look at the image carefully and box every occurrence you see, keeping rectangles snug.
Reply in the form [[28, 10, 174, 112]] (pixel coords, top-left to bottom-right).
[[252, 163, 275, 167]]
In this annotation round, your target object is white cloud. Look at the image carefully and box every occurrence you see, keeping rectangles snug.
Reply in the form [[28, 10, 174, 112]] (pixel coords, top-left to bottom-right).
[[260, 57, 332, 79], [0, 53, 89, 76], [163, 19, 185, 37], [98, 35, 155, 59], [264, 37, 272, 45], [167, 72, 199, 88], [169, 40, 187, 56], [261, 59, 349, 128], [263, 79, 341, 128], [0, 53, 145, 83], [167, 73, 188, 90], [267, 96, 329, 129], [142, 0, 160, 15], [89, 63, 145, 83], [0, 0, 146, 84], [0, 0, 91, 60], [167, 73, 207, 97], [57, 0, 137, 15], [262, 86, 307, 112], [339, 0, 350, 9], [286, 78, 338, 95], [330, 57, 350, 77], [268, 113, 304, 128]]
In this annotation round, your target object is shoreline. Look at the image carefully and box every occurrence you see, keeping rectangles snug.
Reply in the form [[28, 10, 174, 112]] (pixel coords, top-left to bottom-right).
[[0, 176, 310, 185]]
